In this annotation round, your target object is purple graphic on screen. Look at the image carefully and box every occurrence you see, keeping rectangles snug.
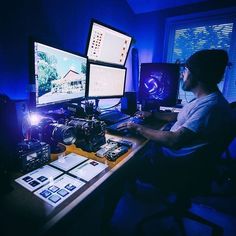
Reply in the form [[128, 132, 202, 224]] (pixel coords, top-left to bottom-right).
[[139, 63, 180, 107]]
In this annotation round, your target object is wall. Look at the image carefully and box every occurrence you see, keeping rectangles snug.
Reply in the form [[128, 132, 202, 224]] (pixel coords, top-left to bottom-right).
[[131, 12, 165, 65], [0, 0, 135, 100], [2, 0, 236, 100], [133, 0, 236, 65]]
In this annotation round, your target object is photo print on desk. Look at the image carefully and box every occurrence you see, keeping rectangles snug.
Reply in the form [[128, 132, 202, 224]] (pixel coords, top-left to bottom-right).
[[49, 153, 88, 172], [34, 174, 85, 207], [15, 165, 63, 192], [69, 160, 108, 182]]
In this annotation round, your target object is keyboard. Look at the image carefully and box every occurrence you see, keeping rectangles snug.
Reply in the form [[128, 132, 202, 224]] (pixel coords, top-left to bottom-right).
[[98, 110, 130, 125], [106, 116, 144, 134]]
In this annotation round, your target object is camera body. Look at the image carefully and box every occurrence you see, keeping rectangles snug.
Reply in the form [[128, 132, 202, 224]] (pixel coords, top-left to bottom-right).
[[68, 118, 106, 152], [17, 139, 50, 172]]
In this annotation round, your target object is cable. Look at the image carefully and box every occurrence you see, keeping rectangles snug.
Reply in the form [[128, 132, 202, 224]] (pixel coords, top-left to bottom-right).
[[98, 100, 121, 111]]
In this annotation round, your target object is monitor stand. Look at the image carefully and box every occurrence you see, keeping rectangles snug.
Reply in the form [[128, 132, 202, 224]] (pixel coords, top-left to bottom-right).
[[67, 101, 85, 118], [95, 99, 99, 111]]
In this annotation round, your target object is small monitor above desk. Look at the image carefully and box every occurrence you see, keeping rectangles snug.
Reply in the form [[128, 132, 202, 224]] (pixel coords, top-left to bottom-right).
[[86, 63, 127, 99], [86, 19, 132, 66]]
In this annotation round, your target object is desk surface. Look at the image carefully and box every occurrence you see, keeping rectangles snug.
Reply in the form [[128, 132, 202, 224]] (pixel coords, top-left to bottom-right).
[[0, 131, 149, 236]]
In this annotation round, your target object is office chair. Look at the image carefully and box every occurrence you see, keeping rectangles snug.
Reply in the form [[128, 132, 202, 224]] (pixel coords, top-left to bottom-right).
[[134, 133, 236, 236], [224, 102, 236, 161]]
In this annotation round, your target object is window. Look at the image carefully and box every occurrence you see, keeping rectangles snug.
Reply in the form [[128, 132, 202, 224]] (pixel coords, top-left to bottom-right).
[[164, 8, 236, 103]]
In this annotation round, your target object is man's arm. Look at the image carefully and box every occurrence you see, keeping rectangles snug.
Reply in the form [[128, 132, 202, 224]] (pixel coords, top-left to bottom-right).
[[152, 111, 178, 122], [123, 123, 197, 149]]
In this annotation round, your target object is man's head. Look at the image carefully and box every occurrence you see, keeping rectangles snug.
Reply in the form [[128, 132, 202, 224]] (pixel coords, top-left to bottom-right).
[[182, 49, 228, 91]]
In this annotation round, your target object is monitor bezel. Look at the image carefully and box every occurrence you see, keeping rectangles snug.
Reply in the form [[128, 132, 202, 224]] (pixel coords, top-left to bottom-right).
[[138, 63, 180, 107], [85, 19, 132, 67], [86, 61, 127, 99], [30, 39, 88, 108]]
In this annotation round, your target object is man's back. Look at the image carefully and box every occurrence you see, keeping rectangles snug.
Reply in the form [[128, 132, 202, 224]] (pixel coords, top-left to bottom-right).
[[162, 91, 233, 158]]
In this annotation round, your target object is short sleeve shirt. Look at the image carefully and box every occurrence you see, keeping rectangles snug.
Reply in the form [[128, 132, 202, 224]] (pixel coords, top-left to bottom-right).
[[162, 91, 232, 158]]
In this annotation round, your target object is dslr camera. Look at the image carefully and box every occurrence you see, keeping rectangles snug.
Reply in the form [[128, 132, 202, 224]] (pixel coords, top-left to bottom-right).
[[68, 118, 106, 152]]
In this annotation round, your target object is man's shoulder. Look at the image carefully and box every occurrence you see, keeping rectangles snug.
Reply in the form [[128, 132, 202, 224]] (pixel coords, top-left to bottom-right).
[[189, 92, 228, 111]]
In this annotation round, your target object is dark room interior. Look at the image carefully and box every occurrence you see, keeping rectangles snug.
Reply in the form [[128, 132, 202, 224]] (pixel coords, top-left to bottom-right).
[[1, 0, 236, 236]]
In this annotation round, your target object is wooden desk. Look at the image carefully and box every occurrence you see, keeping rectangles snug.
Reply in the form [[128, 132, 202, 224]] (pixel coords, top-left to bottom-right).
[[0, 132, 148, 236]]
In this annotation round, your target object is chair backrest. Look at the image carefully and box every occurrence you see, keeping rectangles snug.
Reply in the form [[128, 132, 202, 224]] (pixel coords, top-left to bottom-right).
[[225, 103, 236, 159], [231, 103, 236, 134], [156, 129, 235, 199], [151, 103, 236, 200]]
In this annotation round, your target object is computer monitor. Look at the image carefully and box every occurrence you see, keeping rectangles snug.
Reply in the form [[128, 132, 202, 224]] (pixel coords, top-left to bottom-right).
[[86, 20, 132, 66], [33, 41, 87, 107], [86, 63, 127, 99], [139, 63, 180, 107]]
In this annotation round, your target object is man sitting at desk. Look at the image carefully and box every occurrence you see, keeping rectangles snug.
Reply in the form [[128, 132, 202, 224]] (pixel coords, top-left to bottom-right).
[[108, 49, 233, 235], [119, 49, 232, 162]]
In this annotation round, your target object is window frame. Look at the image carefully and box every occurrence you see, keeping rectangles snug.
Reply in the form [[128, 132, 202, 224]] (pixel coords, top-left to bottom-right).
[[163, 7, 236, 102]]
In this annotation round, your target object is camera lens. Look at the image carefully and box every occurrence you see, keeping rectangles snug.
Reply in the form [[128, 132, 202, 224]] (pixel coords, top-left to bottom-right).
[[33, 118, 76, 146], [51, 124, 76, 145]]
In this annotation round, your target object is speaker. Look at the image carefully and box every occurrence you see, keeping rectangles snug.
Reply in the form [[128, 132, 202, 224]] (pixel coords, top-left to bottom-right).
[[0, 95, 29, 171], [15, 100, 30, 140], [121, 91, 137, 115]]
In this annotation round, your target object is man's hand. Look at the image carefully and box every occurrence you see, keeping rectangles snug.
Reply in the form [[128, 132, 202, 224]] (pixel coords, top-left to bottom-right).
[[117, 121, 140, 131], [134, 111, 152, 119]]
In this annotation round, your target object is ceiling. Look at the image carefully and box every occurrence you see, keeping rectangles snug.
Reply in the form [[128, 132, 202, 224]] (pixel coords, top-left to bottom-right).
[[126, 0, 208, 14]]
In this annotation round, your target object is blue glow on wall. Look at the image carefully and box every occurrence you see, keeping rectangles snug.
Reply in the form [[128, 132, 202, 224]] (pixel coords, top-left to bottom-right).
[[0, 0, 135, 100]]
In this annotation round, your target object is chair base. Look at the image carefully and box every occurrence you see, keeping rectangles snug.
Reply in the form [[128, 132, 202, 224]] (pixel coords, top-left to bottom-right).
[[136, 207, 224, 236]]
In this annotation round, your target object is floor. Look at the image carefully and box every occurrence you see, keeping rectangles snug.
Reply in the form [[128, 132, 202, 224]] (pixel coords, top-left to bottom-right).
[[109, 185, 236, 236], [65, 159, 236, 236]]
